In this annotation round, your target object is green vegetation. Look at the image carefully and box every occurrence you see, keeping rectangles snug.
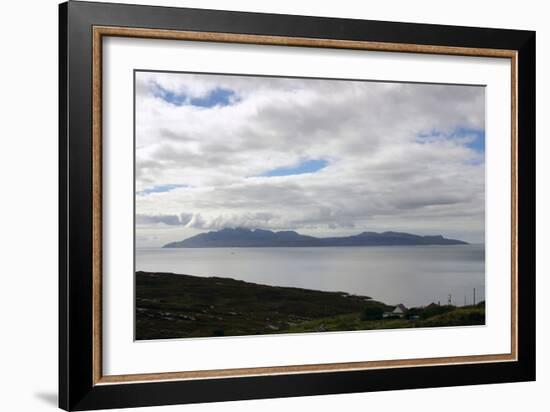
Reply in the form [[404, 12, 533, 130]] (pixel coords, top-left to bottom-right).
[[361, 305, 386, 321], [136, 271, 485, 340], [417, 303, 486, 327]]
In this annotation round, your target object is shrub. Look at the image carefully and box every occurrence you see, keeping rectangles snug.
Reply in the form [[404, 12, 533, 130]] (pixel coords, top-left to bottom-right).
[[419, 304, 455, 319], [361, 305, 385, 321]]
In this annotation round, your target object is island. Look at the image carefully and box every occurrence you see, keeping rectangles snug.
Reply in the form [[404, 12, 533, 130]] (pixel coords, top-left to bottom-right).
[[136, 271, 485, 340], [162, 228, 468, 248]]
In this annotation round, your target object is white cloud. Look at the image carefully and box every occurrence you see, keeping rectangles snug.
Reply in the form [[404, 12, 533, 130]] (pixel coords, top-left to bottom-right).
[[135, 71, 485, 247]]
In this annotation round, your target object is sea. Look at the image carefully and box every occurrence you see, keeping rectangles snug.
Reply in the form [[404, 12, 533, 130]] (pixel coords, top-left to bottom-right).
[[135, 244, 485, 308]]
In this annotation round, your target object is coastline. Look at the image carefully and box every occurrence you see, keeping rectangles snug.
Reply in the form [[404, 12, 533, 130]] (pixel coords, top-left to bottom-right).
[[136, 271, 485, 340]]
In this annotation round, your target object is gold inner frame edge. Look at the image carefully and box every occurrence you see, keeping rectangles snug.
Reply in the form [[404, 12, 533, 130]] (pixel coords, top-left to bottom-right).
[[91, 26, 518, 386]]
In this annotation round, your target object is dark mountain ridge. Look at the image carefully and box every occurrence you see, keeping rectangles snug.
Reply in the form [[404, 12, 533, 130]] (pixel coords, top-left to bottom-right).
[[163, 228, 468, 248]]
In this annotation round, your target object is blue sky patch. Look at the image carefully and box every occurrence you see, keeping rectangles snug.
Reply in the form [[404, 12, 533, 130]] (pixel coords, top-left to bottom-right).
[[151, 82, 238, 108], [151, 83, 187, 106], [260, 159, 329, 177], [137, 184, 188, 196], [453, 127, 485, 152], [417, 127, 485, 153], [190, 88, 237, 107]]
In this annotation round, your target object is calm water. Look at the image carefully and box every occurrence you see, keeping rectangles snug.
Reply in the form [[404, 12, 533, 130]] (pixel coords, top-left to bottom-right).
[[136, 245, 485, 307]]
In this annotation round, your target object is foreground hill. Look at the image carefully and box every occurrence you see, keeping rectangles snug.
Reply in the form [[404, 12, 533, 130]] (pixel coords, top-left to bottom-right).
[[163, 228, 468, 248], [136, 271, 484, 340]]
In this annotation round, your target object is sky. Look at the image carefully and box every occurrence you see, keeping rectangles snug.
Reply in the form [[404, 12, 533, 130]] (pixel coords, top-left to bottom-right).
[[135, 71, 485, 247]]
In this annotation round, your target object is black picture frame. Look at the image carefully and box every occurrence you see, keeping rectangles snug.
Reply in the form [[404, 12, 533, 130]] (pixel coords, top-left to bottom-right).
[[59, 1, 536, 410]]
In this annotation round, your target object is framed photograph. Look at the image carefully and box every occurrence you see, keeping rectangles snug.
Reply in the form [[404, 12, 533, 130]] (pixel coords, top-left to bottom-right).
[[59, 1, 535, 410]]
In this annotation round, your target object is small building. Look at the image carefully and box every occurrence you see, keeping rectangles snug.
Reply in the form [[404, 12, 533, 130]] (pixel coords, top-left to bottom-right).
[[383, 304, 408, 319]]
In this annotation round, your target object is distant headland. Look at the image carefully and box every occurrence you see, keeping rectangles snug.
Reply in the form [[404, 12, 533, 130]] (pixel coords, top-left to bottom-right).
[[162, 228, 468, 248]]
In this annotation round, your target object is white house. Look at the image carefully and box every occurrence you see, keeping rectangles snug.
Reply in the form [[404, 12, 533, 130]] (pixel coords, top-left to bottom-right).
[[383, 304, 408, 319]]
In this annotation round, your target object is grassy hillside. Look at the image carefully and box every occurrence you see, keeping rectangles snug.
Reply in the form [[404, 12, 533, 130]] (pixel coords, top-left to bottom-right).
[[136, 271, 485, 340]]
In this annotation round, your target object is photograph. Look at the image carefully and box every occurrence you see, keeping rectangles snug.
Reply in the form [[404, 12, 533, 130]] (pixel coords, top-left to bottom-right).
[[134, 71, 486, 340]]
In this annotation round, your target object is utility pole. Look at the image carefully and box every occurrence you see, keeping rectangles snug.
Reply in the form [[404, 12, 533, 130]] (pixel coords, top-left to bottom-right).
[[464, 295, 467, 306], [473, 288, 476, 306], [448, 294, 452, 305]]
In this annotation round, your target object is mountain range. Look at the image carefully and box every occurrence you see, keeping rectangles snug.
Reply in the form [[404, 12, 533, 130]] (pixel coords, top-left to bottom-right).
[[162, 228, 468, 248]]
